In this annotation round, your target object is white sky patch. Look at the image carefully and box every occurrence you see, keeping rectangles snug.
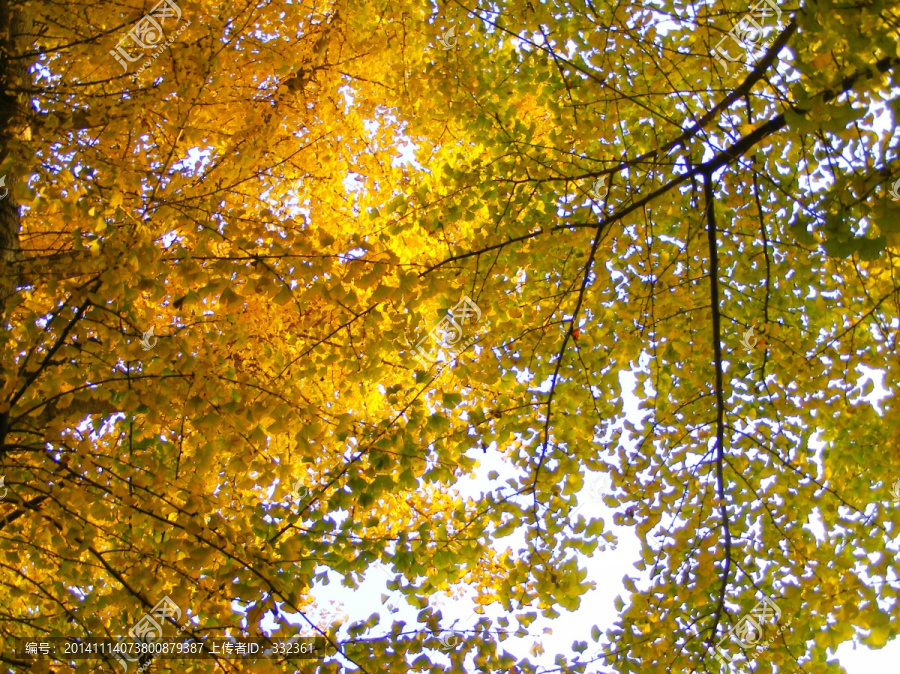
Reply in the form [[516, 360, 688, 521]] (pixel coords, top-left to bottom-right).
[[850, 363, 892, 414]]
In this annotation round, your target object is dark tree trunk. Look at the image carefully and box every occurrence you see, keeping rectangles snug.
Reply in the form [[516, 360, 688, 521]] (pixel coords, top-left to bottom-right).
[[0, 0, 31, 318]]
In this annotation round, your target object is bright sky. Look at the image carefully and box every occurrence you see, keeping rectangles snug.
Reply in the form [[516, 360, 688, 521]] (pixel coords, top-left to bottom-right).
[[255, 94, 900, 671], [258, 353, 897, 672], [185, 27, 898, 670]]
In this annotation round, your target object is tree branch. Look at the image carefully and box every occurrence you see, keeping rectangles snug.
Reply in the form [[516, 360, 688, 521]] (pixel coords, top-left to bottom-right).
[[702, 170, 732, 654]]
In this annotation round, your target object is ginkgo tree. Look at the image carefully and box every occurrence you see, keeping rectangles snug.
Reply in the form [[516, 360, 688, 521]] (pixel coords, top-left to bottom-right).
[[0, 0, 898, 672]]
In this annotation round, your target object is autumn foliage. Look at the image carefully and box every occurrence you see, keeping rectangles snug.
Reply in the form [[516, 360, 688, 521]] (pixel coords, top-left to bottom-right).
[[0, 0, 899, 672]]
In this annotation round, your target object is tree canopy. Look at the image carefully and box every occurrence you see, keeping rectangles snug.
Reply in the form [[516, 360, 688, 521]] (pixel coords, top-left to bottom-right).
[[1, 0, 899, 672]]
